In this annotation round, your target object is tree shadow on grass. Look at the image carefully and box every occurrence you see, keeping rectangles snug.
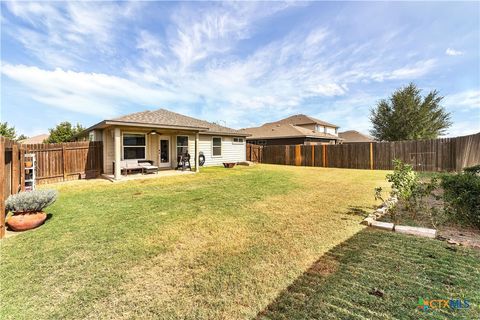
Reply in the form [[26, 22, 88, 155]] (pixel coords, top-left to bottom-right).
[[334, 205, 371, 218]]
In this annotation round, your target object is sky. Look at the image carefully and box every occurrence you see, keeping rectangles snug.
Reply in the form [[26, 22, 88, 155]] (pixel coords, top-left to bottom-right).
[[1, 1, 479, 137]]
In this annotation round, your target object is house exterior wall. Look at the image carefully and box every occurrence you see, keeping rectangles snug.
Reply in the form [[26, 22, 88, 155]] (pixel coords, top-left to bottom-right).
[[94, 127, 246, 174], [98, 127, 165, 174], [325, 127, 337, 135], [296, 124, 338, 136], [198, 135, 246, 166]]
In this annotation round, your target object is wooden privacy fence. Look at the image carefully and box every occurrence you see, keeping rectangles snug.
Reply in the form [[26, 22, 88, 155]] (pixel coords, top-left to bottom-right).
[[0, 137, 23, 238], [1, 137, 103, 238], [23, 141, 103, 184], [247, 132, 480, 172]]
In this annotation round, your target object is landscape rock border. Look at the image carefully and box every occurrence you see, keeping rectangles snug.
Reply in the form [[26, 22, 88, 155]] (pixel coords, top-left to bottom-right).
[[361, 196, 437, 239]]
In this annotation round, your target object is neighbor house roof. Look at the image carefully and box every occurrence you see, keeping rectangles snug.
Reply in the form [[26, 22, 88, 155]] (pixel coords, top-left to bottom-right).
[[242, 123, 341, 140], [19, 134, 49, 144], [242, 114, 341, 140], [265, 114, 339, 128], [83, 108, 248, 136], [338, 130, 373, 143]]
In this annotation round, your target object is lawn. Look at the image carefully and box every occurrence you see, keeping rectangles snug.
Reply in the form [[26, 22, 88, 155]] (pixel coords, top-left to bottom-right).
[[259, 229, 480, 320], [0, 164, 388, 319]]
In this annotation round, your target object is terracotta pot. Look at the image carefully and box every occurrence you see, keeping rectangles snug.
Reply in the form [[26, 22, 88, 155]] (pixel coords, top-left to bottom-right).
[[25, 161, 33, 168], [7, 212, 47, 231]]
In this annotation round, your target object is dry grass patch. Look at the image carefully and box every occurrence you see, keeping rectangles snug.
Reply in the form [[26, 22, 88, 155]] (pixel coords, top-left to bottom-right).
[[1, 165, 388, 320]]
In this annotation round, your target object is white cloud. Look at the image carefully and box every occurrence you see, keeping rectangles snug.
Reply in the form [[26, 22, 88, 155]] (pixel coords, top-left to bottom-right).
[[444, 90, 480, 111], [1, 64, 189, 117], [3, 1, 140, 67], [2, 2, 443, 130], [371, 59, 437, 82], [445, 48, 464, 56]]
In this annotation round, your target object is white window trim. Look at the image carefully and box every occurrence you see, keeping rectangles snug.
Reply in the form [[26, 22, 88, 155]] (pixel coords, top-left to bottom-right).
[[212, 136, 222, 157], [176, 135, 189, 157], [233, 137, 244, 144], [122, 132, 147, 160]]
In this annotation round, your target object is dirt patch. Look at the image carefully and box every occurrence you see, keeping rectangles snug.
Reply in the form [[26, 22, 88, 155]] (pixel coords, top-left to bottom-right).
[[378, 184, 480, 250], [438, 226, 480, 250]]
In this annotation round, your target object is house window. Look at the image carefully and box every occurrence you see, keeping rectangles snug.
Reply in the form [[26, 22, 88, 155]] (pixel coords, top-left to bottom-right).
[[123, 133, 146, 160], [212, 137, 222, 156], [233, 137, 244, 144], [177, 136, 189, 156]]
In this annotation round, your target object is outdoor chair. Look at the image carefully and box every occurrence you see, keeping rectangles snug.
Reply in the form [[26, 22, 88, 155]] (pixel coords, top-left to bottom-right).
[[138, 161, 159, 174]]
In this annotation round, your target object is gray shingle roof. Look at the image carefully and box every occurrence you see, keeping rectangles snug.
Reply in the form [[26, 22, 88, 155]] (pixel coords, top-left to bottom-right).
[[242, 123, 341, 140], [338, 130, 373, 143], [242, 114, 341, 140], [109, 108, 247, 135], [265, 114, 339, 128]]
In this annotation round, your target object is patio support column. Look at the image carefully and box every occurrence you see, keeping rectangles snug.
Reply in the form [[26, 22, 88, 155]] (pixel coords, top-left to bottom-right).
[[195, 132, 200, 172], [114, 127, 121, 180]]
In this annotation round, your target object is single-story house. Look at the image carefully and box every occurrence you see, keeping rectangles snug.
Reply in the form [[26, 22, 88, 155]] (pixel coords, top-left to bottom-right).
[[79, 108, 249, 179], [338, 130, 374, 143], [19, 134, 49, 144], [242, 114, 342, 146]]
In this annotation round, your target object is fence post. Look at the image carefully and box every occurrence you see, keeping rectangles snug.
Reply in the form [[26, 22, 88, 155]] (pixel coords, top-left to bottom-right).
[[295, 145, 301, 166], [0, 138, 5, 238], [369, 142, 374, 170], [20, 146, 25, 192], [62, 144, 67, 181], [11, 144, 19, 194], [322, 145, 327, 167], [311, 145, 315, 166]]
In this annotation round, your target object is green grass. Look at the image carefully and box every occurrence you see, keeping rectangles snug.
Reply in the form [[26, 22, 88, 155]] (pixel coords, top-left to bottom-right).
[[0, 165, 388, 319], [258, 229, 480, 320]]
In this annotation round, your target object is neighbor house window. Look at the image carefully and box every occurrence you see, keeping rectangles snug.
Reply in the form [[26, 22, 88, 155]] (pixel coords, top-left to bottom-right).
[[212, 137, 222, 156], [123, 133, 146, 159], [233, 137, 244, 144], [177, 136, 189, 156]]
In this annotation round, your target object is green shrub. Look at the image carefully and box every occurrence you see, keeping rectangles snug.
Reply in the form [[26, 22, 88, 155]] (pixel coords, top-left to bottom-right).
[[5, 190, 58, 213], [441, 172, 480, 228], [386, 159, 419, 201], [463, 164, 480, 175]]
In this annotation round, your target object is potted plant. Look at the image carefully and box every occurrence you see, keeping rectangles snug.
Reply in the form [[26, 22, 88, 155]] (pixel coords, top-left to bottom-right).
[[5, 190, 58, 231]]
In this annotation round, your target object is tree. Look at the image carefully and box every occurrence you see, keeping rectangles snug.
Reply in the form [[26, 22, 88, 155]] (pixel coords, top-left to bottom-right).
[[46, 122, 85, 143], [0, 122, 17, 139], [17, 134, 28, 141], [370, 83, 451, 141]]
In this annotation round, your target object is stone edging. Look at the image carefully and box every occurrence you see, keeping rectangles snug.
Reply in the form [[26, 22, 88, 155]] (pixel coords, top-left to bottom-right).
[[361, 196, 437, 239]]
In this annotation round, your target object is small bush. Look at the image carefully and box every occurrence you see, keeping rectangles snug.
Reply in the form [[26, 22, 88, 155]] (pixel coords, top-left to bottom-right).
[[441, 172, 480, 228], [386, 159, 419, 201], [5, 190, 58, 213]]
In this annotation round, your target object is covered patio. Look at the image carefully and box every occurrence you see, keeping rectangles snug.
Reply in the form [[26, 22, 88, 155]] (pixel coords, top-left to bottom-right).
[[109, 126, 202, 180]]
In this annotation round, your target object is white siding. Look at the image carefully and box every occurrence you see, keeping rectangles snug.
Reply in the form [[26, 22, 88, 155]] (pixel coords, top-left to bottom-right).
[[198, 135, 246, 166], [102, 129, 246, 173], [326, 126, 337, 135]]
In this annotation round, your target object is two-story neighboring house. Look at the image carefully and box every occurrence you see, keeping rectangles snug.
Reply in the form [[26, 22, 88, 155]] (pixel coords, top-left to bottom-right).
[[243, 114, 342, 146]]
